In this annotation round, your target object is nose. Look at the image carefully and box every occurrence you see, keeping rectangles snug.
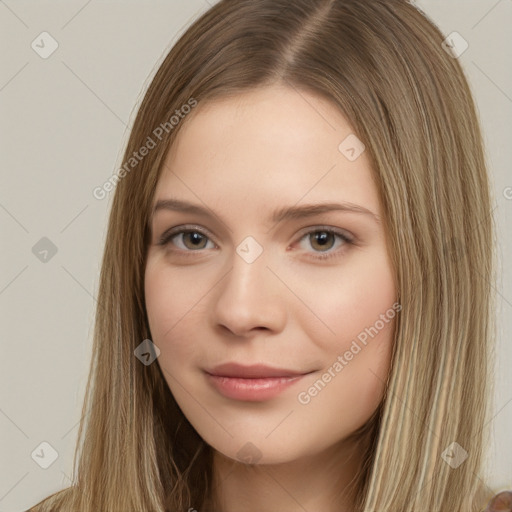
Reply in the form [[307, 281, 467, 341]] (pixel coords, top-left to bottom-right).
[[212, 245, 287, 338]]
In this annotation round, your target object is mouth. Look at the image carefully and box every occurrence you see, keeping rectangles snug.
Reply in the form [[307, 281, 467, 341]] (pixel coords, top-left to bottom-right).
[[204, 362, 316, 401]]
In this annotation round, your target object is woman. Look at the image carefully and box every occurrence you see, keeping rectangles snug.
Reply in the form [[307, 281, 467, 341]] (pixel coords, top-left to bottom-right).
[[27, 0, 509, 510]]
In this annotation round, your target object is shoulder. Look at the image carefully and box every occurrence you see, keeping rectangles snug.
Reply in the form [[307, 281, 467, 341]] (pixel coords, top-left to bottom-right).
[[24, 486, 74, 512], [481, 490, 512, 512]]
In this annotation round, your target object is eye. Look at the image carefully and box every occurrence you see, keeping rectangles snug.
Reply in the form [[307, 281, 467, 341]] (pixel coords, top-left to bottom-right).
[[157, 225, 354, 261], [158, 226, 216, 252], [295, 227, 353, 261]]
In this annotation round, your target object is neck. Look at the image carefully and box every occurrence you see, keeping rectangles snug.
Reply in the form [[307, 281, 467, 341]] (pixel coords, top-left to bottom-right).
[[208, 434, 368, 512]]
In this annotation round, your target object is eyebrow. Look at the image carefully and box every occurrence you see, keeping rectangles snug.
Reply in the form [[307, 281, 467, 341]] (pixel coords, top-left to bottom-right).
[[153, 198, 381, 225]]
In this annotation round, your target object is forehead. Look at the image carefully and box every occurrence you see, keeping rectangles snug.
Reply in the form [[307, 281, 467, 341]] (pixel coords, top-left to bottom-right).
[[154, 85, 381, 218]]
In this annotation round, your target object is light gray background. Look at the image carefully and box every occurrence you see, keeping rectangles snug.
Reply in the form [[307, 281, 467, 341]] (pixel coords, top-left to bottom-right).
[[0, 1, 511, 510]]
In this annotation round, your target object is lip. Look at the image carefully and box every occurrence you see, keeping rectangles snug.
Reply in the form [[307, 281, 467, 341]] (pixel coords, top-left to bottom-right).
[[206, 362, 309, 378], [204, 363, 314, 401]]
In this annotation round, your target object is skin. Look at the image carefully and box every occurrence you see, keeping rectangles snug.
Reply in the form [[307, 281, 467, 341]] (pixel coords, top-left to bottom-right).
[[144, 84, 397, 512]]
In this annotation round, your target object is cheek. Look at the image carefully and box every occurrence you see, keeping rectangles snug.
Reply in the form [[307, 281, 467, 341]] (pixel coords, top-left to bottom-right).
[[296, 318, 395, 442], [144, 264, 202, 362], [145, 257, 210, 328], [293, 248, 396, 349], [292, 249, 396, 424]]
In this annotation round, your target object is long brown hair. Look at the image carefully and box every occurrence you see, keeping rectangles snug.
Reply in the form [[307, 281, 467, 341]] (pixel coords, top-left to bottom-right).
[[29, 0, 497, 510]]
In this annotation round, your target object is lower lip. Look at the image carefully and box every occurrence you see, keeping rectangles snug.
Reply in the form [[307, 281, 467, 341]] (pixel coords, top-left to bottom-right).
[[205, 373, 308, 401]]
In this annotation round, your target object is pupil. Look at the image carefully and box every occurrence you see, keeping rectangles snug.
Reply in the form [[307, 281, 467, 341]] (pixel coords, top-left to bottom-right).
[[312, 232, 333, 250], [187, 232, 204, 247], [317, 233, 327, 244], [317, 231, 329, 245]]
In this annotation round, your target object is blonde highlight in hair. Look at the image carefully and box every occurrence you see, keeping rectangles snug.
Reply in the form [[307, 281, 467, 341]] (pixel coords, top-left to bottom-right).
[[29, 0, 496, 510]]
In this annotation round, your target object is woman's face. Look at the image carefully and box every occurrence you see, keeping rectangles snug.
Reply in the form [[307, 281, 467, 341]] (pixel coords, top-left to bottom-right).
[[145, 85, 398, 465]]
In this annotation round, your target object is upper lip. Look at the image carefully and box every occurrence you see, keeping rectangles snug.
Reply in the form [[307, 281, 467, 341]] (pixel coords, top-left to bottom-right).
[[206, 362, 311, 379]]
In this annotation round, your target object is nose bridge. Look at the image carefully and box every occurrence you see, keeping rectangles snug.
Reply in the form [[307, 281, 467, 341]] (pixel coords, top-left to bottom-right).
[[213, 235, 284, 334], [224, 236, 270, 302]]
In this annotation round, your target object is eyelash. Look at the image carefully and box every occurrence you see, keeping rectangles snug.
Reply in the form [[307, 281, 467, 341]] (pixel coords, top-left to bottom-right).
[[157, 225, 354, 261]]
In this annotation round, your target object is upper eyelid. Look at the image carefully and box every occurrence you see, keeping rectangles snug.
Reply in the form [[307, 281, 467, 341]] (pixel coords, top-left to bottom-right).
[[162, 225, 218, 245]]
